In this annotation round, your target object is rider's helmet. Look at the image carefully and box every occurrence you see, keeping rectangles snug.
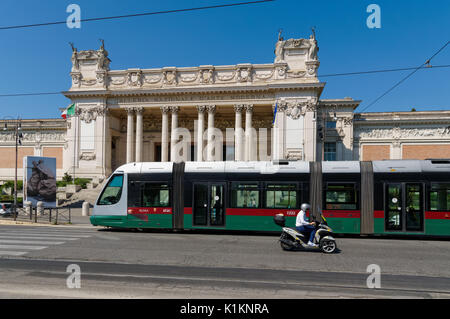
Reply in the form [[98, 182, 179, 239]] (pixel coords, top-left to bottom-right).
[[301, 203, 311, 212]]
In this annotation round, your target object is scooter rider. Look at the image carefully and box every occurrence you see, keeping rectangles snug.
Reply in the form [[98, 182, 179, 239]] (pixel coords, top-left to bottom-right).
[[295, 203, 318, 247]]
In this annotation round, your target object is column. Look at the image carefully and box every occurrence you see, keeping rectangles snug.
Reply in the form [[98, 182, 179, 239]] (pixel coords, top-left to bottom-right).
[[135, 107, 144, 162], [234, 104, 244, 161], [160, 106, 170, 162], [206, 105, 216, 161], [170, 106, 180, 162], [126, 107, 135, 163], [245, 104, 253, 161], [196, 105, 206, 161]]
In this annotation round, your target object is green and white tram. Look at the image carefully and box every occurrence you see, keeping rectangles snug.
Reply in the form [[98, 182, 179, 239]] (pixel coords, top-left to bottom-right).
[[91, 160, 450, 237]]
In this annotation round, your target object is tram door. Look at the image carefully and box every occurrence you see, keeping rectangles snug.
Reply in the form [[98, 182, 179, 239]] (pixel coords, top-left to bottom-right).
[[193, 183, 225, 227], [385, 183, 424, 232]]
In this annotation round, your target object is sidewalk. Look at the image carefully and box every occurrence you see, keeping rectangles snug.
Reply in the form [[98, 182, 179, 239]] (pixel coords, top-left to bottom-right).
[[0, 207, 97, 228]]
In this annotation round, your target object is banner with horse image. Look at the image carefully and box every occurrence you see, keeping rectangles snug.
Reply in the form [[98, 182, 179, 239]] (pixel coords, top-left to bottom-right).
[[23, 156, 57, 207]]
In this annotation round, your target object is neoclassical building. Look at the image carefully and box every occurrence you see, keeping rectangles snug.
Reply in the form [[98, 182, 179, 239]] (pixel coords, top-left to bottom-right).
[[1, 33, 449, 180]]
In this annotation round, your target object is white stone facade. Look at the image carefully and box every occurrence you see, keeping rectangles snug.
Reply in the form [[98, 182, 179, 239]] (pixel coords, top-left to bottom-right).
[[1, 33, 449, 180]]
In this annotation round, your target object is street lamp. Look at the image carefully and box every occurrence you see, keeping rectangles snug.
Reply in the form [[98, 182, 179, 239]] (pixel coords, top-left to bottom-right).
[[3, 117, 23, 221]]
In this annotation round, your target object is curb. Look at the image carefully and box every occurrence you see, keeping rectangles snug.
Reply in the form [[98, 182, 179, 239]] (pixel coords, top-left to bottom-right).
[[0, 219, 100, 229]]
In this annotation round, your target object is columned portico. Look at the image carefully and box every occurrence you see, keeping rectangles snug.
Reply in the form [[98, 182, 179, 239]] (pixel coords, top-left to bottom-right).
[[170, 106, 180, 162], [135, 107, 144, 162], [126, 107, 134, 163], [160, 106, 170, 162], [244, 104, 254, 161], [206, 105, 216, 161], [196, 105, 206, 161], [234, 104, 244, 161]]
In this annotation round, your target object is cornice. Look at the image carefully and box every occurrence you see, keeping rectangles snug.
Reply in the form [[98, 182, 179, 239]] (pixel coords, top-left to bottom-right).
[[62, 82, 325, 99]]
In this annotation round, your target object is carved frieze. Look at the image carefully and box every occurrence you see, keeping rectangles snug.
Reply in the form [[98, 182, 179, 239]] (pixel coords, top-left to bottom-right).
[[199, 68, 214, 84], [357, 127, 450, 139], [79, 152, 96, 161], [277, 97, 317, 119], [237, 66, 252, 83], [76, 106, 107, 123], [127, 70, 143, 87], [163, 70, 177, 85]]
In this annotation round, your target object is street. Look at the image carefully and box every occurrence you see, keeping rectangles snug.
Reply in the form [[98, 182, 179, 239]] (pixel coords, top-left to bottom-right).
[[0, 224, 449, 298]]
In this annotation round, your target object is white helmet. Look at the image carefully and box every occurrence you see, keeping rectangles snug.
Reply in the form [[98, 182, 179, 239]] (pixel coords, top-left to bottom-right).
[[301, 203, 311, 211]]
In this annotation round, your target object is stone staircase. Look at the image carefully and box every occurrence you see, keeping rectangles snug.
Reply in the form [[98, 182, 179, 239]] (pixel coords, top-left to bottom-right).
[[57, 178, 107, 208]]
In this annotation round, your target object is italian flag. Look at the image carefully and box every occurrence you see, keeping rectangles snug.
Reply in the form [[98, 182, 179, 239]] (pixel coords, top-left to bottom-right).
[[61, 103, 75, 119]]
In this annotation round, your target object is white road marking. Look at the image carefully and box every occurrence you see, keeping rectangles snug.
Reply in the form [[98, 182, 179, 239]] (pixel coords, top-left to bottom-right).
[[0, 236, 78, 241], [0, 245, 47, 250], [0, 228, 92, 257], [0, 232, 91, 238], [0, 251, 27, 256], [0, 240, 64, 245]]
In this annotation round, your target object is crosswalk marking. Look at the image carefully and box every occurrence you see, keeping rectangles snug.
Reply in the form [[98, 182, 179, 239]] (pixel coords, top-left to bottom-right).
[[0, 227, 93, 257], [0, 236, 79, 241], [0, 232, 91, 238], [0, 240, 65, 245], [0, 245, 47, 250], [0, 251, 27, 256]]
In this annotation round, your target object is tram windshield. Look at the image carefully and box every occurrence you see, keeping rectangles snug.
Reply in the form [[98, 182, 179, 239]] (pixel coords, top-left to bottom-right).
[[98, 174, 124, 205]]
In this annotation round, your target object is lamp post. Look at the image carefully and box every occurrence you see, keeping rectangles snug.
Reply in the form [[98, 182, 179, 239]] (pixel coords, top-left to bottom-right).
[[3, 117, 23, 221]]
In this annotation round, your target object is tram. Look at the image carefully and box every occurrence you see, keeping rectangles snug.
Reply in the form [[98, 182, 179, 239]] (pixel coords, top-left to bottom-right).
[[91, 160, 450, 237]]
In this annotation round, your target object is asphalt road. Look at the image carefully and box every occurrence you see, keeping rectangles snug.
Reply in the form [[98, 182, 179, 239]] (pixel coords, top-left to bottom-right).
[[0, 224, 449, 299]]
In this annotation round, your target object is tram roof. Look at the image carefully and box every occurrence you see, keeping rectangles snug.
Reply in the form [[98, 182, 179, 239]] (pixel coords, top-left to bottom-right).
[[185, 161, 310, 174], [112, 160, 450, 175], [373, 160, 450, 173], [114, 161, 310, 174], [322, 161, 361, 173]]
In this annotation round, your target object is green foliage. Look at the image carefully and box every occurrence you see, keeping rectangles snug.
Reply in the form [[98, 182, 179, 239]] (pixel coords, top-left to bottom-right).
[[63, 173, 73, 183], [74, 178, 91, 189], [0, 195, 23, 203], [0, 180, 23, 191], [56, 178, 91, 189]]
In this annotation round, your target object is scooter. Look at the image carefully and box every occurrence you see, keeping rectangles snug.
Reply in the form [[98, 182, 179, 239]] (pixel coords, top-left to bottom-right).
[[273, 213, 337, 254]]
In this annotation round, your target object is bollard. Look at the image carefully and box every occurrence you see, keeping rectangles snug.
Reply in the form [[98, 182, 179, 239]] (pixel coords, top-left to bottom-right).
[[37, 201, 44, 217], [82, 201, 90, 217], [24, 201, 32, 219]]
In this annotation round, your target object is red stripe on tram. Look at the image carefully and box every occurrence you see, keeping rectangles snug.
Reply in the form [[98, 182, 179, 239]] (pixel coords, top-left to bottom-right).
[[425, 211, 450, 220], [322, 210, 361, 218], [226, 208, 299, 217], [127, 207, 172, 215], [374, 210, 385, 219]]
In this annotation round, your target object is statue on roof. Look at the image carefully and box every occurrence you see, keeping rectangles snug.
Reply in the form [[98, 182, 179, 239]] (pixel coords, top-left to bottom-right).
[[308, 27, 319, 61], [274, 29, 286, 63]]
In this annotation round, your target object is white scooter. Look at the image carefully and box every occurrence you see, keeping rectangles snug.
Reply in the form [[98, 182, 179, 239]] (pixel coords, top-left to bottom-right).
[[273, 211, 337, 254]]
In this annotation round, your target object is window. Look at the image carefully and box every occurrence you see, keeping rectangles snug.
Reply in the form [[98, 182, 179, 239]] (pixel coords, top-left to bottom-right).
[[324, 142, 337, 161], [430, 183, 450, 211], [98, 175, 123, 205], [325, 183, 357, 210], [231, 182, 259, 208], [265, 184, 298, 209], [141, 183, 170, 207]]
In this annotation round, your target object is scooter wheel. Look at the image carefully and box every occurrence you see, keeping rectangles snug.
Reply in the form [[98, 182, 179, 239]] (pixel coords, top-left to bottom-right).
[[280, 241, 294, 251], [319, 239, 337, 254]]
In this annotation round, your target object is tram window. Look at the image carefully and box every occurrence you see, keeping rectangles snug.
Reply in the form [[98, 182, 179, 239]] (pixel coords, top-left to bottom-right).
[[265, 184, 298, 209], [231, 182, 259, 208], [97, 175, 123, 206], [141, 183, 170, 207], [325, 183, 357, 210], [430, 183, 450, 211]]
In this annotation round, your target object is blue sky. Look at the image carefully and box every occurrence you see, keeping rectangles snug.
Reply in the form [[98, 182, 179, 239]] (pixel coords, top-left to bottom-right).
[[0, 0, 449, 119]]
